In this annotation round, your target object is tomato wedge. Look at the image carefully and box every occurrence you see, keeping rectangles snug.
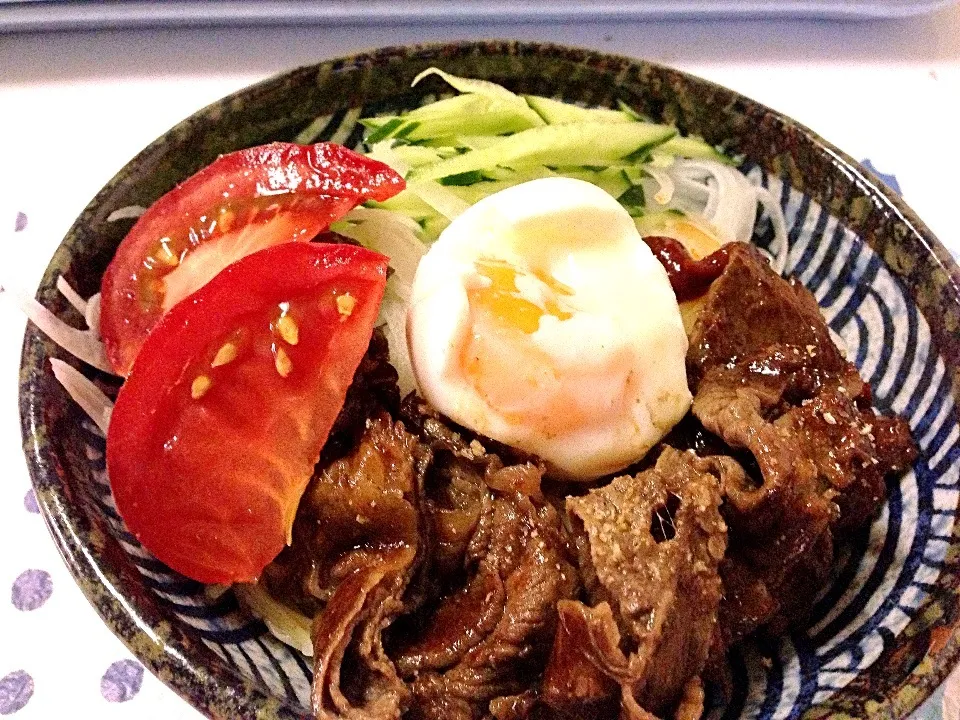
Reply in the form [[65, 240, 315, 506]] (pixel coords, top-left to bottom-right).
[[100, 142, 403, 376], [106, 242, 388, 584]]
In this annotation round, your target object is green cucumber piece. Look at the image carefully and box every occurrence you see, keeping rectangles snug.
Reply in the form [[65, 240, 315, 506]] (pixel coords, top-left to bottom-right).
[[658, 135, 730, 162], [389, 144, 457, 168], [408, 122, 676, 182], [412, 68, 545, 127], [362, 95, 540, 143], [524, 95, 632, 125]]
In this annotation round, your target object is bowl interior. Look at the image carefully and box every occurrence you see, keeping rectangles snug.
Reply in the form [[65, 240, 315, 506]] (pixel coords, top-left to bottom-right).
[[18, 41, 960, 720]]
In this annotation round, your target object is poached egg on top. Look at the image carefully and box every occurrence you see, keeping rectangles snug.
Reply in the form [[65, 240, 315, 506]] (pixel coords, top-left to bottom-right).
[[407, 177, 690, 480]]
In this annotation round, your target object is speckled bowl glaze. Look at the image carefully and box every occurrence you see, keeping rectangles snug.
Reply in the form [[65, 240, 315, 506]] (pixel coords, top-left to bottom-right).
[[19, 41, 960, 720]]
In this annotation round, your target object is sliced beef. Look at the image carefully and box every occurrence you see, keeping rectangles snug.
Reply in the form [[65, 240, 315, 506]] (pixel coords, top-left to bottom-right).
[[687, 243, 845, 384], [488, 690, 540, 720], [686, 241, 917, 654], [259, 414, 429, 720], [395, 398, 577, 720], [400, 394, 545, 498], [311, 551, 414, 720], [544, 448, 727, 718], [398, 394, 545, 577], [402, 494, 577, 720], [541, 601, 630, 718]]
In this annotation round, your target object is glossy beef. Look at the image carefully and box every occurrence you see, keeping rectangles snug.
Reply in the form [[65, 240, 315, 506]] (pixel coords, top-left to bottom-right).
[[543, 448, 728, 719], [687, 243, 917, 651], [305, 415, 430, 720], [396, 396, 578, 720], [687, 243, 846, 384]]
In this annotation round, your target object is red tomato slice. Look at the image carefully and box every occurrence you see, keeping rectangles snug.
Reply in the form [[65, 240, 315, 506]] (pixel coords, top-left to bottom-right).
[[106, 242, 389, 584], [100, 142, 403, 376]]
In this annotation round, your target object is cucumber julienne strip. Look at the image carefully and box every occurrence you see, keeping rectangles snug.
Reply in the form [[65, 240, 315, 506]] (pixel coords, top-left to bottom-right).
[[407, 122, 676, 182], [412, 67, 545, 128], [524, 94, 633, 125]]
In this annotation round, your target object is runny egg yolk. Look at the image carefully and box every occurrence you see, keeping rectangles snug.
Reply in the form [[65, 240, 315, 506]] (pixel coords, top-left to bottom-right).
[[467, 258, 573, 334], [407, 177, 692, 481]]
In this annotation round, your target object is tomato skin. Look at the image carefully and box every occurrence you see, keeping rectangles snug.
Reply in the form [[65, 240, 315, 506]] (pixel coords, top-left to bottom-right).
[[106, 242, 389, 584], [100, 142, 404, 376]]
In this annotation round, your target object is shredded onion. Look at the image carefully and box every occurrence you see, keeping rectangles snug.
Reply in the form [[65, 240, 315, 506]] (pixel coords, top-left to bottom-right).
[[56, 276, 87, 315], [106, 205, 146, 222], [49, 359, 113, 435], [645, 166, 676, 206], [655, 159, 789, 273], [379, 289, 419, 396], [10, 289, 114, 373], [234, 583, 314, 657], [339, 207, 426, 300], [334, 206, 424, 393], [84, 293, 102, 339], [407, 181, 470, 221]]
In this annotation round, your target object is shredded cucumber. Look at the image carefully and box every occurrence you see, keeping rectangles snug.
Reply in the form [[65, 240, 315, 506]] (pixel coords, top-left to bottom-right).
[[412, 68, 545, 127], [524, 95, 633, 125], [350, 67, 777, 252], [362, 97, 541, 143], [658, 135, 729, 163], [407, 122, 676, 182]]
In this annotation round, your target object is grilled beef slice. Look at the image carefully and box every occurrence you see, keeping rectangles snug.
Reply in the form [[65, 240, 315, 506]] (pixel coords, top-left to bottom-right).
[[542, 448, 728, 719], [687, 243, 917, 644], [302, 414, 430, 720], [395, 397, 578, 720]]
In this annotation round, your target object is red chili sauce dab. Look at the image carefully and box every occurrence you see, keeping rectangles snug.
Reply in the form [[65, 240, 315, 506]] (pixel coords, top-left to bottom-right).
[[642, 236, 731, 302]]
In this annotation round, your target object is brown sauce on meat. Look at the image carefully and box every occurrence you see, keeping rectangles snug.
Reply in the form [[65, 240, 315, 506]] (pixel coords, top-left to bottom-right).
[[255, 242, 918, 720], [643, 235, 731, 302]]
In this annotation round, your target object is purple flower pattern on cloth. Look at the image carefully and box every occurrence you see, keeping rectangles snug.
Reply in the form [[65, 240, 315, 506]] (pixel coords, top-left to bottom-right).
[[100, 660, 144, 703], [13, 212, 27, 233], [860, 158, 902, 195], [10, 569, 52, 611], [0, 671, 33, 715], [22, 490, 38, 515]]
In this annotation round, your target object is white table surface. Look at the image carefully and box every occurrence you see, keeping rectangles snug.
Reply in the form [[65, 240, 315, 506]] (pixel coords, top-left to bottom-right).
[[1, 11, 959, 719]]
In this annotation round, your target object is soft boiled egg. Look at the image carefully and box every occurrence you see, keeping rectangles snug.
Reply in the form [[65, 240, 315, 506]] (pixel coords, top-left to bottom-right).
[[407, 177, 691, 481]]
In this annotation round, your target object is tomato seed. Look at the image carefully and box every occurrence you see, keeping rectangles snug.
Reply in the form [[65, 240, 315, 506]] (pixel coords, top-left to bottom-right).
[[276, 315, 299, 346], [336, 293, 356, 321], [211, 342, 238, 367], [274, 346, 293, 378], [191, 375, 212, 399], [156, 240, 180, 268]]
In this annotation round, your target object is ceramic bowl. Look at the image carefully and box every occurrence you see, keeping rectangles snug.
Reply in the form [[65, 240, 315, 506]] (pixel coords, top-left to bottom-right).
[[19, 41, 960, 719]]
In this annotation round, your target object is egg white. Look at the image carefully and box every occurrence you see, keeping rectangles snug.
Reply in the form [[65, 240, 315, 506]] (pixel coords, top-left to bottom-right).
[[407, 177, 691, 480]]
